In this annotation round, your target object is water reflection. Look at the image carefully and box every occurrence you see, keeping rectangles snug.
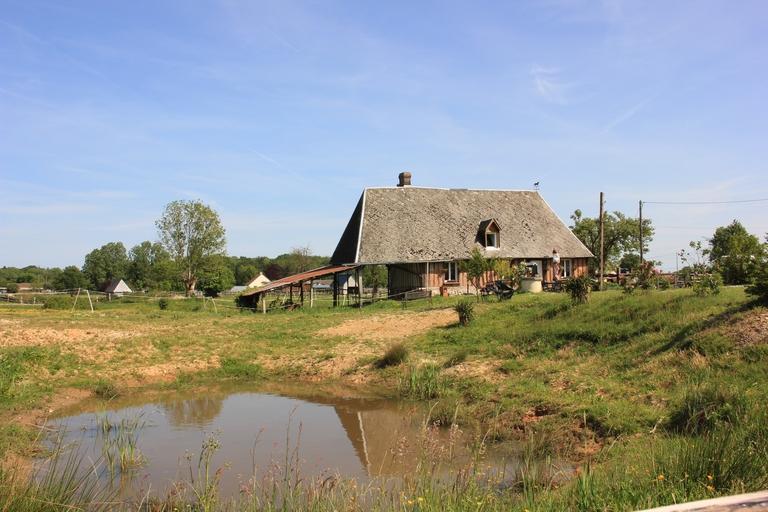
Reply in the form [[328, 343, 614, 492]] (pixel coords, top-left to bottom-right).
[[49, 383, 516, 498]]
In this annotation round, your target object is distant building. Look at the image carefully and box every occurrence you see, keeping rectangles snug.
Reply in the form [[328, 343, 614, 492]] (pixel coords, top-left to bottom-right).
[[245, 272, 271, 289], [102, 278, 132, 297]]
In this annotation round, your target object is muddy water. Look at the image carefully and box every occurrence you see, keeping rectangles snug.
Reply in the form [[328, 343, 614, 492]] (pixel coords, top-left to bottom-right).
[[47, 383, 520, 498]]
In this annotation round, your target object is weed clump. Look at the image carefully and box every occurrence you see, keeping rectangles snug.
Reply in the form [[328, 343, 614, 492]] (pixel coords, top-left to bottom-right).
[[92, 381, 119, 400], [443, 348, 469, 368], [693, 273, 723, 297], [666, 384, 747, 435], [219, 357, 263, 379], [454, 300, 475, 326], [400, 364, 444, 400], [375, 343, 408, 369], [158, 298, 169, 310]]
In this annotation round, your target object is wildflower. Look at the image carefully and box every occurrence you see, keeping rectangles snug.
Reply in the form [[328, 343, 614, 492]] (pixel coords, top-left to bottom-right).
[[706, 485, 715, 492], [418, 497, 425, 503], [657, 474, 665, 481]]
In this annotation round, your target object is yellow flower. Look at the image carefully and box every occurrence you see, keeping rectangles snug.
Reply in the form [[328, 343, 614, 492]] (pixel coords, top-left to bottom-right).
[[657, 474, 665, 481], [418, 497, 425, 503]]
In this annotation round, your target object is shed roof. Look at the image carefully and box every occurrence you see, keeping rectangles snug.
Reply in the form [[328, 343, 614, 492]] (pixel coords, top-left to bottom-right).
[[239, 264, 360, 297], [331, 187, 593, 264], [102, 278, 132, 293]]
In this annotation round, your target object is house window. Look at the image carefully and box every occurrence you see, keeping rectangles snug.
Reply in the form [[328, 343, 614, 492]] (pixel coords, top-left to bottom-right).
[[485, 232, 498, 248], [444, 261, 458, 282], [562, 259, 573, 278]]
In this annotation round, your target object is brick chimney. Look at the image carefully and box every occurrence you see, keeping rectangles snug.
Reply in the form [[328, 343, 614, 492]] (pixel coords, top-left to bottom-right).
[[397, 171, 412, 187]]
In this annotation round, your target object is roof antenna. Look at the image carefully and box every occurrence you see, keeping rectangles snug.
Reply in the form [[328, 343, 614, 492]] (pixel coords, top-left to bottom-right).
[[533, 181, 540, 191]]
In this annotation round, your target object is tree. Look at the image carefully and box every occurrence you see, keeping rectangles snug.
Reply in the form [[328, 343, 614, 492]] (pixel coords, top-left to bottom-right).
[[570, 210, 654, 271], [708, 220, 764, 285], [235, 264, 259, 286], [82, 242, 129, 289], [460, 248, 490, 301], [156, 200, 227, 296], [363, 265, 387, 300], [53, 266, 89, 290], [197, 256, 235, 297], [286, 246, 313, 274], [128, 241, 176, 291]]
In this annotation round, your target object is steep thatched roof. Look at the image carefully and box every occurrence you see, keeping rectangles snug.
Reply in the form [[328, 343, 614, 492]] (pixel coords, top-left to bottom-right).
[[331, 187, 593, 264]]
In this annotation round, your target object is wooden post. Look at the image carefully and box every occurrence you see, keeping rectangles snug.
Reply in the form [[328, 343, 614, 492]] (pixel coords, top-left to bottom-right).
[[639, 200, 644, 264], [261, 294, 266, 314], [355, 267, 362, 308], [332, 273, 338, 307], [85, 289, 94, 312], [71, 288, 81, 312], [289, 284, 293, 304], [299, 280, 304, 307], [599, 192, 605, 291], [310, 278, 314, 308]]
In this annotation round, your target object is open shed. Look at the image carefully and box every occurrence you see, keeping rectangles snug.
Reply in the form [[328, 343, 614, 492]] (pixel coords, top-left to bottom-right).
[[238, 264, 361, 310]]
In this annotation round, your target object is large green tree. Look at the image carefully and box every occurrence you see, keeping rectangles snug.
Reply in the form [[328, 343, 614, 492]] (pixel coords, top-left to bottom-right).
[[156, 200, 227, 296], [128, 241, 177, 291], [82, 242, 129, 289], [197, 255, 236, 297], [53, 265, 89, 290], [708, 220, 764, 285], [570, 210, 654, 270]]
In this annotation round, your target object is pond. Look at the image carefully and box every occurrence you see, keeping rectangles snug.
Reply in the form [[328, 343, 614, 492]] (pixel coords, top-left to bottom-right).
[[45, 383, 524, 500]]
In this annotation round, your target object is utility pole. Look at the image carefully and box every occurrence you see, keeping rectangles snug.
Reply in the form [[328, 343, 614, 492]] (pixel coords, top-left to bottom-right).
[[639, 200, 644, 264], [599, 192, 605, 291]]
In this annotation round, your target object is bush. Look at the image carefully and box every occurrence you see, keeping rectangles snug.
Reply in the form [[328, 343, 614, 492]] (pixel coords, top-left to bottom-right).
[[692, 273, 722, 297], [42, 295, 90, 310], [454, 299, 475, 326], [375, 343, 408, 368], [158, 298, 169, 310], [746, 264, 768, 302], [563, 275, 591, 304], [666, 384, 747, 435]]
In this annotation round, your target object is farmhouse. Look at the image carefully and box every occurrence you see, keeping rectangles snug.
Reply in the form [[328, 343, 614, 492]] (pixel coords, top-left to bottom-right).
[[331, 172, 593, 296], [240, 172, 592, 307], [245, 272, 271, 289]]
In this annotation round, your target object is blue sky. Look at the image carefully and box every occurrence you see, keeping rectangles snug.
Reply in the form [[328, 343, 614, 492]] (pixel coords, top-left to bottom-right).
[[1, 0, 767, 269]]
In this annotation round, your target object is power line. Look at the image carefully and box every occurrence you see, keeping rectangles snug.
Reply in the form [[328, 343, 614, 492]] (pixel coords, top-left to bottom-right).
[[643, 198, 768, 205]]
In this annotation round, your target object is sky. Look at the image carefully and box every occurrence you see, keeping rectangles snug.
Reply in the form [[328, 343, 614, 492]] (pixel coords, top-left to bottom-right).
[[1, 0, 767, 270]]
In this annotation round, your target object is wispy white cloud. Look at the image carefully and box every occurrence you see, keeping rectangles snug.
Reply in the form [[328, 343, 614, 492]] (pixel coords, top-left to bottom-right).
[[601, 98, 651, 132], [530, 66, 574, 104]]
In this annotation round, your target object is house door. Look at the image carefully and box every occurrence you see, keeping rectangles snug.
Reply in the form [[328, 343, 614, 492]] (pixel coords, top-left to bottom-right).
[[524, 260, 543, 278]]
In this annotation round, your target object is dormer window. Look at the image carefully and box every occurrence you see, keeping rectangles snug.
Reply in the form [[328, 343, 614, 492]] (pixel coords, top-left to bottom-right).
[[478, 219, 501, 249]]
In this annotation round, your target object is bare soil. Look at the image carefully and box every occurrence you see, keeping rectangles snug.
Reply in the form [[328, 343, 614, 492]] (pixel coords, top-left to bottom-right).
[[317, 308, 457, 340]]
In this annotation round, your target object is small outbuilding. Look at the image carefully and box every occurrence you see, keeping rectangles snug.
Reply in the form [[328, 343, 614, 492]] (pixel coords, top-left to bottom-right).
[[245, 272, 271, 289], [102, 278, 132, 298]]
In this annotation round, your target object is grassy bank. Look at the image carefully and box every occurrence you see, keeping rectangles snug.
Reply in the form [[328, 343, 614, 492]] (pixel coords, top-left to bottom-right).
[[1, 287, 766, 509]]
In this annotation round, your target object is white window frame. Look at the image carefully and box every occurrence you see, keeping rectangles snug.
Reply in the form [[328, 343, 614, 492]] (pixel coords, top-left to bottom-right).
[[562, 259, 573, 278], [485, 231, 499, 249], [445, 261, 459, 282]]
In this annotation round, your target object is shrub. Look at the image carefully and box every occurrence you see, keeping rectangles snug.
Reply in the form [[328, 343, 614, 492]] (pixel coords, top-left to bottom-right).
[[158, 298, 169, 310], [746, 264, 768, 302], [563, 275, 591, 304], [666, 384, 747, 435], [454, 299, 475, 326], [375, 343, 408, 368], [692, 273, 722, 297], [42, 295, 90, 310]]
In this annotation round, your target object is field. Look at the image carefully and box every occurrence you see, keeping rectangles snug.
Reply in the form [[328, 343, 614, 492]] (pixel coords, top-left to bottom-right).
[[1, 288, 767, 510]]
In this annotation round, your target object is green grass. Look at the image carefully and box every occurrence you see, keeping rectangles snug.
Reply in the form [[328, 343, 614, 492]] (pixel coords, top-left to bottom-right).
[[1, 287, 767, 510]]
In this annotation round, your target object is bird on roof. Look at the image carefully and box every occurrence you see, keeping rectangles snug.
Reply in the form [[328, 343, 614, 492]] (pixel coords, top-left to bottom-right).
[[534, 181, 540, 190]]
